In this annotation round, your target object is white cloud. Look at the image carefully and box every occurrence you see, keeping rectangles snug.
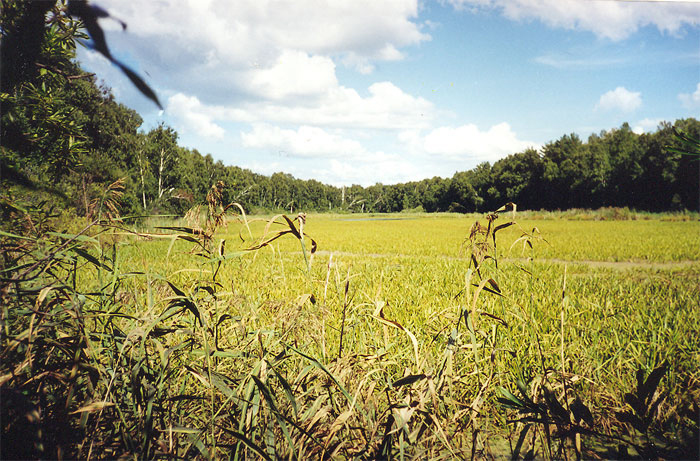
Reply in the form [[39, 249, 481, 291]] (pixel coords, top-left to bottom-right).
[[241, 124, 366, 158], [164, 80, 434, 133], [678, 82, 700, 109], [341, 44, 406, 74], [239, 124, 438, 186], [322, 155, 426, 186], [96, 0, 429, 76], [404, 122, 537, 163], [166, 93, 226, 139], [595, 87, 642, 112], [445, 0, 700, 40], [240, 122, 535, 186], [81, 0, 434, 132], [632, 118, 664, 135], [244, 150, 422, 187], [242, 50, 338, 101]]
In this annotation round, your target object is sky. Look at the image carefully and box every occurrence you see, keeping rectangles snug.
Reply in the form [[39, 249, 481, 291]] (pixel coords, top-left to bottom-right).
[[76, 0, 700, 187]]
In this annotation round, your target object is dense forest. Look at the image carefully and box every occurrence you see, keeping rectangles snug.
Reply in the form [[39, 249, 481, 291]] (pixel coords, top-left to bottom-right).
[[2, 2, 699, 216]]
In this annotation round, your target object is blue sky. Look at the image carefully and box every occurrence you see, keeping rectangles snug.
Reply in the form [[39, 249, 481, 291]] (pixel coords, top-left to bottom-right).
[[76, 0, 700, 186]]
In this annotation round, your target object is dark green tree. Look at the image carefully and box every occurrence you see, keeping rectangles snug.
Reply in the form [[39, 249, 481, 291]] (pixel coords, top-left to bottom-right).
[[1, 0, 89, 184], [669, 118, 700, 210], [448, 170, 481, 212], [489, 148, 544, 209], [604, 123, 643, 207]]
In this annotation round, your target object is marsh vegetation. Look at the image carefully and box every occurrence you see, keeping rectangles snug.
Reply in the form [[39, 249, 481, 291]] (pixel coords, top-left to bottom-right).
[[2, 201, 698, 459]]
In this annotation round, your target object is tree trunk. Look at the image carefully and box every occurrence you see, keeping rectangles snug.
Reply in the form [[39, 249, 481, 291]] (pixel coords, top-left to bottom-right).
[[137, 152, 147, 209], [158, 148, 165, 198]]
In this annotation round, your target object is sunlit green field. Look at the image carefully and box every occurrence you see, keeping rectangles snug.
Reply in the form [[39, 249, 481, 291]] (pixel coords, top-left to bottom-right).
[[10, 211, 697, 459], [300, 213, 700, 261], [97, 212, 699, 458]]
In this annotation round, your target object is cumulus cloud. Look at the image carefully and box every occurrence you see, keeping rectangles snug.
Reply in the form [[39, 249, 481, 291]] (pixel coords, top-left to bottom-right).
[[341, 44, 406, 74], [76, 0, 434, 135], [237, 81, 434, 129], [239, 122, 532, 186], [445, 0, 700, 40], [322, 155, 426, 186], [165, 80, 434, 132], [238, 124, 439, 185], [242, 50, 339, 101], [402, 122, 538, 163], [241, 124, 366, 158], [166, 93, 226, 139], [244, 151, 423, 187], [595, 87, 642, 112], [632, 118, 664, 135], [94, 0, 428, 79], [678, 82, 700, 109]]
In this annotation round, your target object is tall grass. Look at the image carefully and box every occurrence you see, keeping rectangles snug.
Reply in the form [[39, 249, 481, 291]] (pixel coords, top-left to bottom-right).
[[1, 194, 698, 459]]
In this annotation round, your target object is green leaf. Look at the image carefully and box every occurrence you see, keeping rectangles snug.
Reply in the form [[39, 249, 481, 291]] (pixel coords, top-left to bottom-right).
[[498, 387, 525, 409], [270, 367, 298, 418], [0, 230, 37, 241], [72, 247, 112, 271], [251, 375, 294, 449], [221, 428, 272, 461]]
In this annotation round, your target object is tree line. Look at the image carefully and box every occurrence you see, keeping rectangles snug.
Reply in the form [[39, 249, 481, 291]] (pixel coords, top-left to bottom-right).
[[2, 1, 698, 216]]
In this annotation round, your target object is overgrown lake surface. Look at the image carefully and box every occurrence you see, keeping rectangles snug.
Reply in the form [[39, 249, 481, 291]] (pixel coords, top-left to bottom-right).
[[4, 212, 699, 459]]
